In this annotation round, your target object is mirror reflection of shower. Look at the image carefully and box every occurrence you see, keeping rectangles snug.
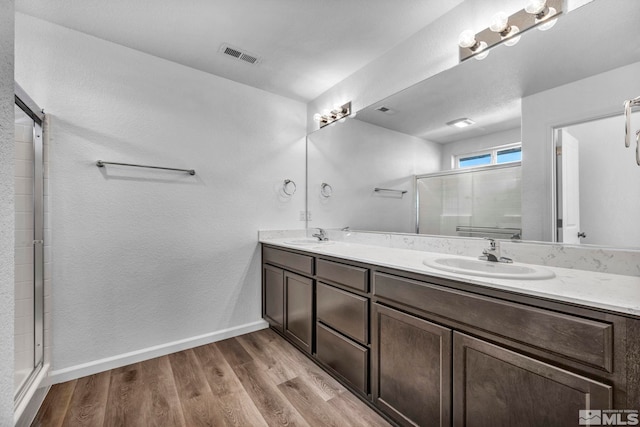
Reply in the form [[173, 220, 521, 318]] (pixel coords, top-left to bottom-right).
[[417, 163, 522, 239], [555, 111, 640, 247]]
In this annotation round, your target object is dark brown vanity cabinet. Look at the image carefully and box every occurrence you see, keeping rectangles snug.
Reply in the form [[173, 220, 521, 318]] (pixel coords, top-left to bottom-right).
[[262, 247, 314, 354], [315, 259, 371, 395], [316, 322, 369, 394], [262, 245, 639, 427], [372, 303, 452, 427], [453, 333, 612, 427], [263, 264, 285, 332], [370, 306, 612, 427], [372, 271, 633, 427], [284, 271, 313, 353]]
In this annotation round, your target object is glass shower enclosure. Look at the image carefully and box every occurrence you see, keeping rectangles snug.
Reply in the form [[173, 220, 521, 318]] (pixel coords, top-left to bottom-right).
[[416, 162, 522, 239], [13, 85, 45, 406]]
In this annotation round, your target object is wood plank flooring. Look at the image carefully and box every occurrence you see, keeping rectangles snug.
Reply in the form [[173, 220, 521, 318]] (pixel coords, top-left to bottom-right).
[[32, 328, 391, 426]]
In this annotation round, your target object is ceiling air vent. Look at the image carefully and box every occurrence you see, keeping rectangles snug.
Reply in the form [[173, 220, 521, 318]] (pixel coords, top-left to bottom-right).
[[220, 44, 261, 65], [376, 106, 396, 114]]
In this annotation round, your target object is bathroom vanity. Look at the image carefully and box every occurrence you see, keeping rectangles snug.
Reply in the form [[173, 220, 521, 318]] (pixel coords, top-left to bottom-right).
[[261, 240, 640, 427]]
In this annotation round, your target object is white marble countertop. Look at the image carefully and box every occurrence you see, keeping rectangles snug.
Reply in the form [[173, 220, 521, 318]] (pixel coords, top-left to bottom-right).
[[260, 237, 640, 318]]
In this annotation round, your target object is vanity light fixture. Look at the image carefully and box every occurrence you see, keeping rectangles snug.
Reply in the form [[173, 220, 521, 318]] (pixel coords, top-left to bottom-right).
[[447, 118, 476, 128], [458, 30, 489, 60], [313, 102, 352, 128], [458, 0, 562, 61], [525, 0, 559, 30], [489, 11, 521, 46]]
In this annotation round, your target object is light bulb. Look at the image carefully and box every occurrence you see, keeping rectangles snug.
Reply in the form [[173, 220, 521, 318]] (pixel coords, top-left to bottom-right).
[[474, 41, 489, 60], [458, 30, 477, 49], [504, 26, 521, 46], [525, 0, 547, 15], [313, 113, 322, 122], [536, 7, 558, 30], [489, 12, 509, 33]]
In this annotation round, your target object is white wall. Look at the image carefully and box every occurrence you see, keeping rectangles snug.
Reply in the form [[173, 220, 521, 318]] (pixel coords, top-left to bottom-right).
[[563, 112, 640, 247], [521, 61, 640, 241], [439, 127, 521, 171], [15, 14, 306, 378], [307, 119, 441, 233], [0, 1, 15, 424]]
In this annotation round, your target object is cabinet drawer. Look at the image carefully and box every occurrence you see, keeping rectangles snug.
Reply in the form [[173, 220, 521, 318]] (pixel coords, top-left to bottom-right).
[[317, 282, 368, 344], [317, 258, 368, 292], [316, 323, 369, 394], [374, 272, 613, 372], [263, 246, 314, 275]]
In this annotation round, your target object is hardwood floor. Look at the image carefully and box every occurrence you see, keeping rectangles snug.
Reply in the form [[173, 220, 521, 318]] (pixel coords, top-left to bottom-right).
[[32, 328, 391, 426]]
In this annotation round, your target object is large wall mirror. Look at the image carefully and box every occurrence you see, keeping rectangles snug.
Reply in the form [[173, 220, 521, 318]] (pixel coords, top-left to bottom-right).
[[307, 0, 640, 249]]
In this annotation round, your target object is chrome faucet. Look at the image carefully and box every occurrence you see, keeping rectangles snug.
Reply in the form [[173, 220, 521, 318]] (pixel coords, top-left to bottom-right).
[[312, 228, 328, 241], [479, 238, 513, 263], [480, 238, 499, 262]]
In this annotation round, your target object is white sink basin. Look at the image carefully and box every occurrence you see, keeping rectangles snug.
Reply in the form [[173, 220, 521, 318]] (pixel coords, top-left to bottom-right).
[[423, 257, 555, 280], [284, 239, 334, 246]]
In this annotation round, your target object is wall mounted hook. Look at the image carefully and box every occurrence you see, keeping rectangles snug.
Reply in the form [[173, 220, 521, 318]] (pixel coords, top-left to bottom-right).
[[320, 182, 333, 198], [283, 179, 296, 196]]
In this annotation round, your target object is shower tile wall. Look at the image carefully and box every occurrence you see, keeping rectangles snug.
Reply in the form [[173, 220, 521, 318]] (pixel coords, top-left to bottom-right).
[[14, 117, 34, 393]]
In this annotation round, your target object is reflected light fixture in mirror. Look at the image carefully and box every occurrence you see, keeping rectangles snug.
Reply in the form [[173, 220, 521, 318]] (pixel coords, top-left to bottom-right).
[[525, 0, 559, 30], [458, 30, 489, 60], [489, 11, 521, 46], [447, 118, 476, 128], [313, 102, 352, 128]]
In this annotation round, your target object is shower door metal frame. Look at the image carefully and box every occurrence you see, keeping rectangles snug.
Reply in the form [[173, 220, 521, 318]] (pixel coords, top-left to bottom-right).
[[14, 83, 45, 405]]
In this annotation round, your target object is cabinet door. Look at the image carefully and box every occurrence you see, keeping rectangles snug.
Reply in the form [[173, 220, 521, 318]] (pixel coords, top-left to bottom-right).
[[372, 303, 452, 427], [263, 264, 284, 332], [453, 332, 612, 427], [284, 271, 313, 354]]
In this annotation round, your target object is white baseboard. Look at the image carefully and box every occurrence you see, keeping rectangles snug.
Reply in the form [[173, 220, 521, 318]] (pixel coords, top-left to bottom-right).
[[49, 320, 269, 384]]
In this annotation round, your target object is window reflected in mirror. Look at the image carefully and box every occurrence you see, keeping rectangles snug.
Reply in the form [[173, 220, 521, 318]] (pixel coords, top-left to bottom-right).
[[456, 144, 522, 169]]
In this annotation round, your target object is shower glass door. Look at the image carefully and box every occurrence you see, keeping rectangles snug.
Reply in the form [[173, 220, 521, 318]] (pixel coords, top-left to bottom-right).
[[14, 95, 44, 402]]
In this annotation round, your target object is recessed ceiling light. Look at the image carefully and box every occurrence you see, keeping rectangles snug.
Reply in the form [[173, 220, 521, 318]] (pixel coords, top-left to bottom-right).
[[446, 118, 476, 128]]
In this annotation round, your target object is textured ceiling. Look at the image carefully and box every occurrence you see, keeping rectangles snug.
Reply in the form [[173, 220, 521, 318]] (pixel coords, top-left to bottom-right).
[[354, 0, 640, 143], [15, 0, 461, 102]]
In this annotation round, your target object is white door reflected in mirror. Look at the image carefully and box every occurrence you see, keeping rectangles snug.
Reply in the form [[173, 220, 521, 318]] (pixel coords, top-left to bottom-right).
[[557, 130, 581, 245], [556, 112, 640, 247]]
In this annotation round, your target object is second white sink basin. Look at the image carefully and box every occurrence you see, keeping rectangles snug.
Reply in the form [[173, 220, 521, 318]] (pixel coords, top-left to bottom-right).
[[284, 239, 334, 246], [423, 257, 555, 280]]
